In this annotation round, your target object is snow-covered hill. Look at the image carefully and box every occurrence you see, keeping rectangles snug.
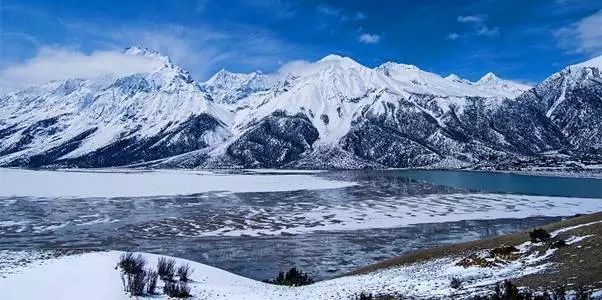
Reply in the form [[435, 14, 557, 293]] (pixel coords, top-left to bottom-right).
[[1, 48, 600, 169]]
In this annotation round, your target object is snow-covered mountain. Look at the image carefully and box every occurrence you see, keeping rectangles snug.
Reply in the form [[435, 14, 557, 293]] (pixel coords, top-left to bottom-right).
[[517, 56, 602, 158], [0, 47, 232, 167], [1, 48, 600, 169]]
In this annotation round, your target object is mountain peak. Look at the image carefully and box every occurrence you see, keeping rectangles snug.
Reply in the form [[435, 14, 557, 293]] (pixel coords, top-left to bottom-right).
[[444, 74, 472, 85], [319, 54, 346, 61], [210, 68, 233, 79], [445, 74, 461, 81], [477, 72, 501, 84], [207, 69, 264, 84], [123, 46, 166, 60], [377, 62, 420, 72], [316, 54, 362, 67], [573, 55, 602, 69], [202, 69, 278, 104]]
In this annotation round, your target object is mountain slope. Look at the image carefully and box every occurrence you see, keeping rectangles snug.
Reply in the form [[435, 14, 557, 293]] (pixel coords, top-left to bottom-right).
[[533, 56, 602, 156]]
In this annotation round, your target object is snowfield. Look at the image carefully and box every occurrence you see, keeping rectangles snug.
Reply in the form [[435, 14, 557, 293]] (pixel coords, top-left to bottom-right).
[[0, 222, 599, 299], [0, 168, 356, 198]]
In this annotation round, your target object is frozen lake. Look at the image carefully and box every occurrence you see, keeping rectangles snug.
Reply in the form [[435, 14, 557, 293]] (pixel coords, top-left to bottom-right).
[[1, 168, 601, 280]]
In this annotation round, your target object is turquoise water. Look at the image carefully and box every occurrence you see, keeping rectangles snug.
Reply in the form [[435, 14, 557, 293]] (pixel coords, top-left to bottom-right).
[[395, 170, 602, 198]]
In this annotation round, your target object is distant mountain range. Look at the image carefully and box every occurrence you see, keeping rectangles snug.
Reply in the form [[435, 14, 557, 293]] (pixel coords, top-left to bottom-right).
[[1, 47, 600, 169]]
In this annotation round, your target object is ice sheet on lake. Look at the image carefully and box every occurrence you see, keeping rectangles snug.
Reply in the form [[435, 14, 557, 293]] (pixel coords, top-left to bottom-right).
[[0, 168, 357, 198], [121, 193, 602, 237]]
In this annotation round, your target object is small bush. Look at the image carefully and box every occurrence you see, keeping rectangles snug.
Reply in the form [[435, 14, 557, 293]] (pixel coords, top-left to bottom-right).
[[357, 292, 373, 300], [158, 257, 177, 281], [450, 277, 462, 289], [354, 292, 403, 300], [119, 252, 146, 275], [354, 293, 398, 300], [125, 270, 147, 296], [575, 284, 593, 300], [146, 270, 158, 295], [553, 285, 566, 300], [177, 263, 193, 282], [265, 267, 314, 286], [164, 281, 191, 298], [550, 240, 566, 249], [529, 228, 551, 243], [502, 280, 520, 299]]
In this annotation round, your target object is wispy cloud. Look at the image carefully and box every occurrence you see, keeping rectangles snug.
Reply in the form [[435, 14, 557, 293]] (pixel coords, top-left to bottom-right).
[[317, 5, 342, 17], [457, 15, 484, 23], [358, 33, 381, 44], [456, 14, 499, 38], [0, 46, 164, 92], [105, 25, 229, 78], [1, 2, 309, 85], [317, 4, 366, 21], [554, 9, 602, 56], [476, 26, 499, 37], [58, 19, 305, 80], [277, 59, 314, 76], [446, 32, 460, 40]]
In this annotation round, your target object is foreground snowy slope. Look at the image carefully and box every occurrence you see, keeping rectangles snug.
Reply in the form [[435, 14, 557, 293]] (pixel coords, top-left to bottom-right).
[[1, 49, 601, 169], [1, 217, 600, 299]]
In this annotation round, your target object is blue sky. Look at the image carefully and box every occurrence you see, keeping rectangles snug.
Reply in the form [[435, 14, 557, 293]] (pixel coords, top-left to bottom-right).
[[1, 0, 601, 86]]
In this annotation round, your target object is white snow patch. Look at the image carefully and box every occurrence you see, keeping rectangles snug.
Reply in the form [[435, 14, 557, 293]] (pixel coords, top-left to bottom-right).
[[550, 220, 602, 237]]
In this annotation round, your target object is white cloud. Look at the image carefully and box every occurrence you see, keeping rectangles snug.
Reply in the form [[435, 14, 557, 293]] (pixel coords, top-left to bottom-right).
[[276, 59, 314, 76], [62, 21, 300, 81], [358, 33, 381, 44], [446, 32, 460, 40], [110, 27, 227, 79], [354, 12, 367, 20], [457, 15, 484, 23], [476, 26, 499, 37], [0, 46, 164, 92], [554, 9, 602, 55]]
